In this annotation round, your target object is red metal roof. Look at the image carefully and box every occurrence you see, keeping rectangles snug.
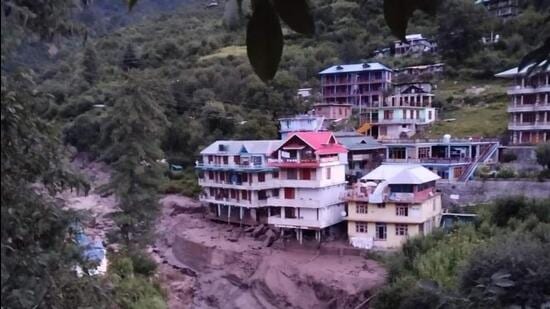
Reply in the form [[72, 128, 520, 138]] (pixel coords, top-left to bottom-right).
[[276, 131, 347, 154]]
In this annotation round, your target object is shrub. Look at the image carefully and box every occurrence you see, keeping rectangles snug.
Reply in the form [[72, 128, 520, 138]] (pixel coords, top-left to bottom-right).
[[500, 151, 517, 163], [129, 250, 157, 277], [496, 167, 515, 179], [535, 143, 550, 169]]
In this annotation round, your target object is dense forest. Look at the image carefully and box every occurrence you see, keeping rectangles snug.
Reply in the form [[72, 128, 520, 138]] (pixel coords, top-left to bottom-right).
[[1, 0, 549, 308]]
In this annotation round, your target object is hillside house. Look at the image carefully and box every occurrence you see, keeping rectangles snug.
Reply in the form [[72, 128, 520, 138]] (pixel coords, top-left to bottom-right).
[[394, 34, 437, 57], [267, 132, 348, 243], [334, 132, 386, 181], [317, 63, 393, 121], [373, 82, 436, 139], [394, 63, 444, 79], [279, 115, 325, 139], [381, 138, 500, 182], [345, 164, 442, 249], [196, 140, 282, 225], [496, 64, 550, 145], [476, 0, 519, 18]]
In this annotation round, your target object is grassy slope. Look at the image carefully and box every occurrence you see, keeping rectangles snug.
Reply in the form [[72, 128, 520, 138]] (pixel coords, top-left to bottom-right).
[[424, 79, 509, 138]]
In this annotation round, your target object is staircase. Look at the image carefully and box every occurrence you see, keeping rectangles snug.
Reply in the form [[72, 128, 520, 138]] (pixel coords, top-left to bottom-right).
[[458, 143, 499, 182]]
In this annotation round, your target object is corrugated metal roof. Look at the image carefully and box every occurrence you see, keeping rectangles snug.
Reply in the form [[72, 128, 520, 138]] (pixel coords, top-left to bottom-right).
[[200, 140, 283, 155], [318, 62, 392, 75], [495, 61, 549, 78], [362, 164, 440, 184]]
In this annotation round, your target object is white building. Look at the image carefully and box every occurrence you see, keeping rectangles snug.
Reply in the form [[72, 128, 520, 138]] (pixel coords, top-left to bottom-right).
[[266, 132, 348, 243], [278, 115, 325, 139], [394, 34, 437, 57], [196, 140, 282, 225]]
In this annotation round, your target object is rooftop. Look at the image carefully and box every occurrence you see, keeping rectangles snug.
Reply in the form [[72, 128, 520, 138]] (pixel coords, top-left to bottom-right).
[[201, 140, 283, 155], [277, 131, 347, 154], [318, 62, 392, 75], [335, 133, 385, 150], [362, 164, 440, 184], [495, 61, 549, 78]]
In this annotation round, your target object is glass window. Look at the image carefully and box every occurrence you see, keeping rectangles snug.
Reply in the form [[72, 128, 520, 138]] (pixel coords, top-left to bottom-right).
[[258, 172, 265, 182], [327, 167, 331, 180], [287, 169, 298, 180], [376, 223, 387, 240], [396, 205, 409, 216], [273, 171, 279, 179], [356, 203, 368, 214], [356, 222, 368, 233], [396, 224, 408, 236]]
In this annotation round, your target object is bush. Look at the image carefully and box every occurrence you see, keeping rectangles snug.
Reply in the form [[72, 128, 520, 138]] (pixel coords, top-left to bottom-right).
[[500, 151, 517, 163], [129, 251, 157, 277], [495, 167, 515, 179]]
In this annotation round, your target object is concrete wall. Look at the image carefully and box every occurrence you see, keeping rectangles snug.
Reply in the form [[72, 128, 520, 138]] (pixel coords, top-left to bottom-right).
[[438, 180, 550, 206]]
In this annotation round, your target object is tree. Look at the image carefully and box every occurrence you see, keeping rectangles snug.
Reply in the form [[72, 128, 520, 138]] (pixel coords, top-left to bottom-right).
[[82, 46, 99, 84], [121, 44, 140, 71], [535, 142, 550, 170], [100, 74, 170, 244], [460, 234, 550, 308]]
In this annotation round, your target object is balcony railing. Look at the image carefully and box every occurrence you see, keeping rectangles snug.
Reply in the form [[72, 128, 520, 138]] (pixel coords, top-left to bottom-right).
[[508, 122, 550, 130], [375, 118, 427, 124], [507, 103, 550, 112], [195, 162, 268, 170], [268, 215, 321, 228], [507, 84, 550, 94], [385, 157, 471, 164]]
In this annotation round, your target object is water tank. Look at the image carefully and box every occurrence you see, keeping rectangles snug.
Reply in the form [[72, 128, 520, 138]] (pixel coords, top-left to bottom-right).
[[443, 134, 451, 143]]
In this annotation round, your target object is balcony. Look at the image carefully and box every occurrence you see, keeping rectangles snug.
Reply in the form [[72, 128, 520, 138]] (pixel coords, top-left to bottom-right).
[[342, 190, 369, 202], [199, 195, 255, 208], [323, 92, 351, 98], [266, 197, 321, 208], [507, 84, 550, 95], [375, 118, 427, 124], [322, 78, 386, 86], [268, 156, 339, 168], [198, 178, 280, 190], [195, 162, 273, 171], [385, 158, 471, 165], [508, 122, 550, 130], [507, 103, 550, 112], [268, 215, 321, 229]]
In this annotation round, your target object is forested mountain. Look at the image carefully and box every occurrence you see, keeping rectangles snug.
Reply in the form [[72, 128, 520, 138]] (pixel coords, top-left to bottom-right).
[[37, 0, 549, 169]]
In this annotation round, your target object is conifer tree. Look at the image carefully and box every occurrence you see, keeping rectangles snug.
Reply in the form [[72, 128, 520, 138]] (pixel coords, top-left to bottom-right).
[[100, 74, 171, 244], [82, 46, 99, 84], [121, 44, 140, 71]]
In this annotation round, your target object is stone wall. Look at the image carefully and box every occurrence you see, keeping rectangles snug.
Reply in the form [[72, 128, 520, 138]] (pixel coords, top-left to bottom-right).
[[438, 180, 550, 207]]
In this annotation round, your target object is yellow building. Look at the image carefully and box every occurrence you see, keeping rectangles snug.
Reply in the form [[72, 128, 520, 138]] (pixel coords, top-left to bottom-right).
[[345, 164, 442, 249]]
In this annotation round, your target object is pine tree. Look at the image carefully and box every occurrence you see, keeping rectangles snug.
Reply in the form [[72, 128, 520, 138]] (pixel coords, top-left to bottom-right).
[[100, 74, 171, 245], [121, 44, 140, 71], [82, 46, 99, 84]]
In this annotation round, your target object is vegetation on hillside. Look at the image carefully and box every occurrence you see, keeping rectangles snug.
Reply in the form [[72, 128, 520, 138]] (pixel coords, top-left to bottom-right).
[[373, 196, 550, 308]]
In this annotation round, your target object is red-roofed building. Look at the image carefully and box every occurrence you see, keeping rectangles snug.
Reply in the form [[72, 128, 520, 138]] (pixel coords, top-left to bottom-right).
[[266, 132, 348, 243]]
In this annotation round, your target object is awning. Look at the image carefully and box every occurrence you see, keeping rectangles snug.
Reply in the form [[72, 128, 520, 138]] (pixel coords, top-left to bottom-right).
[[356, 123, 372, 134]]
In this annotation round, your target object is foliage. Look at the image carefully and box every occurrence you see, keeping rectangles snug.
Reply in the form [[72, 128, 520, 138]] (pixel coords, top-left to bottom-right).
[[535, 142, 550, 170], [82, 46, 99, 84], [374, 197, 550, 308], [495, 167, 515, 179], [500, 151, 517, 163]]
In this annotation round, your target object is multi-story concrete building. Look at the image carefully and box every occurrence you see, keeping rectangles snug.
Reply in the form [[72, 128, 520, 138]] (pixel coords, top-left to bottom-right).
[[382, 137, 499, 182], [394, 34, 437, 57], [476, 0, 519, 19], [196, 140, 282, 225], [496, 65, 550, 145], [345, 164, 442, 249], [317, 63, 393, 121], [266, 132, 348, 243], [373, 82, 436, 139], [334, 132, 386, 181], [278, 114, 325, 139]]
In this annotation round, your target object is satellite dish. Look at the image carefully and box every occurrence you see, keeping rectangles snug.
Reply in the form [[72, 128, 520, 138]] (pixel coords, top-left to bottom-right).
[[340, 211, 347, 217]]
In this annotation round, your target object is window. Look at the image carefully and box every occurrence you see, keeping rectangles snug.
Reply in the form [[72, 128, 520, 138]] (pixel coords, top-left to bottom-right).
[[428, 110, 433, 120], [356, 222, 368, 233], [223, 156, 229, 165], [375, 223, 387, 240], [273, 171, 279, 179], [284, 188, 295, 199], [220, 172, 225, 181], [389, 148, 406, 159], [301, 169, 311, 180], [242, 173, 248, 182], [258, 172, 265, 182], [208, 171, 214, 180], [396, 224, 408, 236], [285, 207, 296, 218], [391, 184, 414, 193], [230, 189, 236, 199], [396, 205, 409, 216], [356, 203, 368, 214], [209, 188, 215, 196], [234, 156, 241, 165], [378, 203, 386, 208], [327, 167, 331, 180], [272, 189, 279, 197], [418, 147, 430, 159], [242, 191, 248, 200], [287, 169, 298, 180], [208, 155, 213, 163], [258, 190, 267, 200], [253, 156, 262, 166]]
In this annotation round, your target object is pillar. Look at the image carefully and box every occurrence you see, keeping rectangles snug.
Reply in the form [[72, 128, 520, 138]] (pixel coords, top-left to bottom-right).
[[228, 205, 231, 224], [217, 204, 221, 217]]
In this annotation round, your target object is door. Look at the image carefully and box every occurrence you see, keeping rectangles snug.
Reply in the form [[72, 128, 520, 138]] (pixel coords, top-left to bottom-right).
[[301, 169, 311, 180], [284, 188, 295, 199], [375, 223, 387, 240]]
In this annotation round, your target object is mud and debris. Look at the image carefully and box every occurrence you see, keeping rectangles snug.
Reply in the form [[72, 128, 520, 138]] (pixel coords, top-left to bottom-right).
[[63, 157, 388, 308]]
